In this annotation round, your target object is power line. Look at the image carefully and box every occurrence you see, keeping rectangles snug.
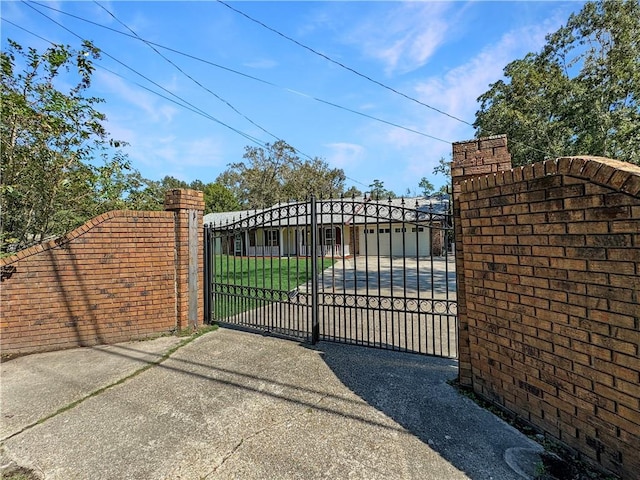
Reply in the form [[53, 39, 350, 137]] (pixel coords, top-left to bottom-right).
[[8, 2, 554, 179], [23, 0, 556, 160], [28, 1, 452, 144], [212, 2, 557, 159], [215, 0, 474, 127], [2, 14, 374, 188], [93, 1, 284, 145], [7, 9, 268, 149]]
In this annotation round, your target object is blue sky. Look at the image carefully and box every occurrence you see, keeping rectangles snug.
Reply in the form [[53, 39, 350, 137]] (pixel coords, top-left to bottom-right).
[[2, 1, 585, 194]]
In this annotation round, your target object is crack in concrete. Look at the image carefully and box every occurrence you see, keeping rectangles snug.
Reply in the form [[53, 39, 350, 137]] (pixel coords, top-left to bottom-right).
[[0, 334, 205, 443], [203, 393, 332, 479]]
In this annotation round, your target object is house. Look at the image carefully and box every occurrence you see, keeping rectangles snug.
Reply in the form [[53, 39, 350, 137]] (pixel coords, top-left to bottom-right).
[[203, 196, 451, 258]]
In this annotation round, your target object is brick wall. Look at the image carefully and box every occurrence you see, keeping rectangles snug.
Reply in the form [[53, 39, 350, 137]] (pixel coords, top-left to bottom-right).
[[0, 189, 204, 356], [452, 137, 640, 479]]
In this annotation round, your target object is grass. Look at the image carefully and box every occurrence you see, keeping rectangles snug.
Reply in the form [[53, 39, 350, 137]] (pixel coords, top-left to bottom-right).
[[4, 326, 218, 442], [1, 466, 41, 480], [210, 255, 335, 319]]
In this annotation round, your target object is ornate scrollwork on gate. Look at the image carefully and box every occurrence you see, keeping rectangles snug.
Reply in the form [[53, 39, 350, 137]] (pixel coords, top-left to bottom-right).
[[319, 292, 457, 315]]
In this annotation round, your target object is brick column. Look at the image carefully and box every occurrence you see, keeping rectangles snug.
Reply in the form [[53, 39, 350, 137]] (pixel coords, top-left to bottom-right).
[[451, 135, 512, 386], [165, 189, 205, 331]]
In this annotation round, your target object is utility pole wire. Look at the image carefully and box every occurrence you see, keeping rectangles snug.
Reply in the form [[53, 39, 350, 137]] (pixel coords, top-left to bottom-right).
[[216, 0, 474, 127], [29, 1, 453, 144]]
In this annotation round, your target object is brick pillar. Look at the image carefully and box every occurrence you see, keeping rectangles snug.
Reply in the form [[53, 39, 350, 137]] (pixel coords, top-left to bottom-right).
[[165, 189, 205, 331], [451, 135, 512, 386]]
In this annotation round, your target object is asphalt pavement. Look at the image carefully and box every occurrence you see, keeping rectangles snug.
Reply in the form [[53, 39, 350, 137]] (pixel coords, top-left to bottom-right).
[[0, 327, 544, 479]]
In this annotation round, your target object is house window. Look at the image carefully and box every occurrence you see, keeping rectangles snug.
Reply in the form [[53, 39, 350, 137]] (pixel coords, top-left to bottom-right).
[[395, 228, 407, 233], [411, 227, 425, 232], [324, 228, 334, 244], [248, 230, 256, 246], [379, 228, 390, 234], [265, 229, 279, 247], [366, 228, 375, 234]]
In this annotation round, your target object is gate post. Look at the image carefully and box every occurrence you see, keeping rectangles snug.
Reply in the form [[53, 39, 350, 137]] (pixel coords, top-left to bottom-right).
[[451, 135, 512, 386], [310, 195, 320, 344], [165, 189, 205, 332]]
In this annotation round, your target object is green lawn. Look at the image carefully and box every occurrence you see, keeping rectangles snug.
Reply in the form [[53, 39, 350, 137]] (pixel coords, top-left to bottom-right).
[[210, 255, 335, 320]]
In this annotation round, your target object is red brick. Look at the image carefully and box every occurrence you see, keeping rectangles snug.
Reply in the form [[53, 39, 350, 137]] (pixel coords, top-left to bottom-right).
[[454, 144, 639, 480], [1, 189, 204, 356]]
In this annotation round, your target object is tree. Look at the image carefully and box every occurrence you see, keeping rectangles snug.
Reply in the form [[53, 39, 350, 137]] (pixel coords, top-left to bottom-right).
[[1, 40, 136, 252], [202, 182, 240, 214], [418, 177, 434, 197], [368, 179, 396, 199], [217, 140, 297, 209], [432, 156, 452, 195], [217, 140, 346, 208], [282, 157, 345, 200], [474, 0, 640, 166], [343, 186, 363, 198]]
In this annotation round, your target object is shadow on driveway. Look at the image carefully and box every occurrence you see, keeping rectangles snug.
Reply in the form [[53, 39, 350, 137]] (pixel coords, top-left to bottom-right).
[[313, 341, 538, 480]]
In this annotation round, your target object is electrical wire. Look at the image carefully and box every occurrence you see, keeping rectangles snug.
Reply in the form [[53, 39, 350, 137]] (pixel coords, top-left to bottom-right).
[[5, 12, 267, 149], [215, 0, 556, 160], [93, 1, 283, 145], [7, 2, 555, 181], [28, 0, 452, 144], [90, 1, 334, 163], [2, 14, 374, 188], [216, 0, 474, 127]]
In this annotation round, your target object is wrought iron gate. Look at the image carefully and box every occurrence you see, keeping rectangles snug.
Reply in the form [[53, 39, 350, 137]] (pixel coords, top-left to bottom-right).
[[204, 195, 457, 358]]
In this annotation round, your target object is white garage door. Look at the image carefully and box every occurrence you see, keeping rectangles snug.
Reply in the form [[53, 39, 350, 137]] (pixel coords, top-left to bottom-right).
[[391, 226, 430, 256], [359, 225, 430, 257]]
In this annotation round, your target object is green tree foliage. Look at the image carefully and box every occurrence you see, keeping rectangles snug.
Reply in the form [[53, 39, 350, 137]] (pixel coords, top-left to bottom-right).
[[0, 40, 240, 253], [1, 40, 136, 252], [202, 182, 241, 214], [418, 177, 435, 197], [368, 179, 396, 200], [217, 140, 346, 209], [432, 156, 452, 195], [343, 186, 363, 198], [474, 0, 640, 166], [125, 175, 239, 214]]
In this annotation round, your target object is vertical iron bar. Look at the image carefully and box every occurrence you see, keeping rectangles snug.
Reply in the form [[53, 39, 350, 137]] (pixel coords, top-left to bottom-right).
[[444, 207, 451, 357], [341, 196, 347, 345], [332, 199, 338, 342], [375, 200, 383, 348], [362, 199, 369, 346], [285, 203, 291, 335], [401, 199, 408, 352], [388, 197, 394, 351], [310, 195, 319, 344], [429, 204, 436, 355], [415, 200, 422, 354], [203, 225, 210, 324]]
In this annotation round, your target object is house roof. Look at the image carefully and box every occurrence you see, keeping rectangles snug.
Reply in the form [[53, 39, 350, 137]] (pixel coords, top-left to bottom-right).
[[204, 196, 451, 230]]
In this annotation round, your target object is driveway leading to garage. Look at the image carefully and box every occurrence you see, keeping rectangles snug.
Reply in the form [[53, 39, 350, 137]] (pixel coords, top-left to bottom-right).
[[315, 255, 457, 299]]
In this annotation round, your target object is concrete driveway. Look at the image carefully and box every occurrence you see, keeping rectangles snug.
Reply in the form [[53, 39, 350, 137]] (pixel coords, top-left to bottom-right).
[[1, 328, 542, 480], [318, 256, 457, 300]]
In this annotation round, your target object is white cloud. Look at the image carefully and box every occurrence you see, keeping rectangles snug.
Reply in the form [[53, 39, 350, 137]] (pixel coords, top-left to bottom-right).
[[183, 137, 226, 168], [409, 16, 566, 150], [324, 142, 366, 169], [96, 70, 178, 123], [112, 134, 226, 181], [346, 2, 453, 75], [360, 12, 571, 192]]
